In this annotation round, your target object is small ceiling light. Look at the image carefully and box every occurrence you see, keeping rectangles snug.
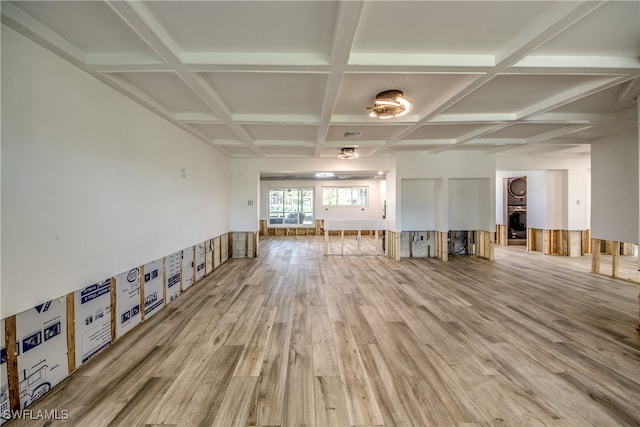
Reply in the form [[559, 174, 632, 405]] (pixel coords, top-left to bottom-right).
[[367, 89, 413, 119], [338, 147, 359, 159]]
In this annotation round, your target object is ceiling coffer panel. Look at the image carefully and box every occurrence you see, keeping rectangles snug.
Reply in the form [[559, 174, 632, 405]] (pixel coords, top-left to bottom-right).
[[142, 0, 337, 54], [201, 72, 326, 116]]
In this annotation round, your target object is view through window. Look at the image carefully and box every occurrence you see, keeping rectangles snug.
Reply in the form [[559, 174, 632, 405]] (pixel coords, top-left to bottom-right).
[[322, 186, 368, 206], [269, 188, 314, 226]]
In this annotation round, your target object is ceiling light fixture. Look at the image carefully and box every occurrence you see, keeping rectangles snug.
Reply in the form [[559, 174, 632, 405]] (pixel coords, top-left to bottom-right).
[[337, 147, 359, 159], [367, 89, 413, 119]]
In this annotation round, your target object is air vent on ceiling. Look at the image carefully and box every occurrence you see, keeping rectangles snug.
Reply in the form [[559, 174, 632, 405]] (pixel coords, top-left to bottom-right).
[[342, 131, 362, 138]]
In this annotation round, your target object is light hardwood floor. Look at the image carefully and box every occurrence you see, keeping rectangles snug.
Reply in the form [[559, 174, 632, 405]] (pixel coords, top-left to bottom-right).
[[10, 236, 640, 426]]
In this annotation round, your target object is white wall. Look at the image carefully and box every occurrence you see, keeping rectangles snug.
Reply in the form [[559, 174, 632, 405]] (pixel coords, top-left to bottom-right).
[[260, 179, 385, 222], [591, 132, 639, 243], [547, 170, 568, 230], [395, 151, 496, 232], [496, 157, 590, 230], [448, 178, 491, 230], [401, 179, 436, 230], [230, 157, 392, 231], [1, 26, 230, 317], [527, 171, 550, 229]]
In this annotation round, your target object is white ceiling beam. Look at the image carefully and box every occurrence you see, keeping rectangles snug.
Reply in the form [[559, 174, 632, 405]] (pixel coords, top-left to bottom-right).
[[174, 113, 221, 123], [1, 2, 86, 65], [183, 52, 330, 67], [455, 123, 515, 144], [515, 76, 633, 120], [314, 0, 366, 157], [494, 1, 607, 67], [618, 77, 640, 103], [348, 53, 495, 67], [473, 139, 526, 146], [514, 55, 640, 69], [104, 0, 264, 157], [484, 144, 532, 155], [85, 53, 165, 66], [431, 113, 516, 123], [233, 114, 320, 125], [423, 1, 609, 152], [186, 64, 331, 73], [104, 0, 182, 64], [522, 112, 607, 125], [92, 63, 177, 73], [255, 140, 316, 147], [527, 145, 583, 156], [523, 125, 593, 145], [396, 139, 456, 146]]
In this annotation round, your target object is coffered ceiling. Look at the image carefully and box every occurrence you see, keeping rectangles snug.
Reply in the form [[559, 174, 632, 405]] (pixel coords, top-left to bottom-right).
[[3, 1, 639, 159]]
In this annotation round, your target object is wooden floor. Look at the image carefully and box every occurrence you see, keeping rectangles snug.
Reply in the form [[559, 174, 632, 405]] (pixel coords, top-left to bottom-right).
[[11, 237, 640, 427]]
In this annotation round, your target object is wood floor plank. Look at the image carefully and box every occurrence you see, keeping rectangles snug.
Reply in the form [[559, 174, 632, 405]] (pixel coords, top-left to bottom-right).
[[209, 376, 259, 427], [332, 321, 384, 426], [313, 376, 351, 427], [15, 237, 640, 427], [358, 343, 413, 426], [284, 344, 315, 427], [247, 322, 291, 426], [232, 306, 278, 376]]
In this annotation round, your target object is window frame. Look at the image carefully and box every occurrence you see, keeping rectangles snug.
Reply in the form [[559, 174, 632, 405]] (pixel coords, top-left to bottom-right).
[[268, 187, 315, 227], [321, 186, 369, 207]]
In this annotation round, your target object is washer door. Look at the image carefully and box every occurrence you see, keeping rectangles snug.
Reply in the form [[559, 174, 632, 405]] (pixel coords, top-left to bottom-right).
[[509, 211, 527, 239]]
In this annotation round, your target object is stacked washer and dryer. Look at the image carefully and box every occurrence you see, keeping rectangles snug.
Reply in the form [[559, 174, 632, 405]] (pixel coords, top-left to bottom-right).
[[507, 177, 527, 244]]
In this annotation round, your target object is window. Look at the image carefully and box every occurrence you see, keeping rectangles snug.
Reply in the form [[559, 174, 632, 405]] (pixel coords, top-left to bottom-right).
[[322, 186, 368, 206], [269, 188, 314, 226]]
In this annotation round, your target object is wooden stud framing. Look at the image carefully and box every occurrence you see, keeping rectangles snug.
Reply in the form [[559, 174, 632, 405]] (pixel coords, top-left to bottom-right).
[[110, 277, 117, 343], [205, 240, 212, 275], [5, 315, 19, 412], [612, 241, 620, 278], [139, 265, 146, 321], [442, 232, 448, 261], [568, 231, 582, 257], [179, 251, 184, 292], [162, 256, 167, 305], [410, 231, 415, 257], [192, 246, 198, 284], [542, 230, 551, 255], [66, 292, 76, 374], [582, 230, 591, 254], [254, 232, 259, 257], [637, 291, 640, 333], [591, 239, 601, 273]]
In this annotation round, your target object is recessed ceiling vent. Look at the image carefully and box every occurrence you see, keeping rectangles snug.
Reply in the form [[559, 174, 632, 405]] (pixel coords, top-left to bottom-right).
[[342, 131, 363, 138]]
